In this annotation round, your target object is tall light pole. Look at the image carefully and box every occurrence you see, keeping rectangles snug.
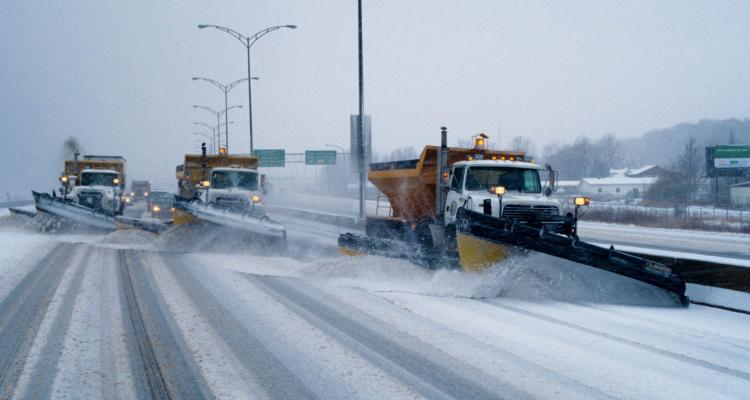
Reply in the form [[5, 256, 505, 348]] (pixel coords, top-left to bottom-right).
[[198, 24, 297, 153], [193, 104, 243, 151], [194, 121, 234, 152], [194, 132, 213, 154], [193, 77, 252, 153], [357, 0, 366, 219]]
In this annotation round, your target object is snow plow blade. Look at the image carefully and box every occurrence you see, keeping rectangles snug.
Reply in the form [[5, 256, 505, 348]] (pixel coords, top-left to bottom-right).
[[456, 208, 688, 304], [174, 198, 286, 240], [9, 207, 37, 218], [115, 216, 170, 234], [32, 191, 117, 230]]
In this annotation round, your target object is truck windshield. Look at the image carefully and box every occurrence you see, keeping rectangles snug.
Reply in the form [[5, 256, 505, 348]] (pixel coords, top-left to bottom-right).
[[465, 167, 541, 193], [211, 170, 258, 190], [80, 172, 118, 186], [150, 192, 173, 204]]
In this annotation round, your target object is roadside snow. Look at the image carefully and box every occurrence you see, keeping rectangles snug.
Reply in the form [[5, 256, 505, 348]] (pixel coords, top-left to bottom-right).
[[687, 284, 750, 313], [0, 230, 55, 301]]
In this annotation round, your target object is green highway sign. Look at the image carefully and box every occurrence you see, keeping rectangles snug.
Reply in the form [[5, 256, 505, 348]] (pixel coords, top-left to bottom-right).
[[305, 150, 337, 165], [253, 149, 285, 167]]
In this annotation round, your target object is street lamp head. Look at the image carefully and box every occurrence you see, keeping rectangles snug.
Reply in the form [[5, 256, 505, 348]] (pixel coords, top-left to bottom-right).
[[192, 77, 200, 81], [198, 24, 208, 29], [286, 25, 298, 29], [251, 77, 260, 81]]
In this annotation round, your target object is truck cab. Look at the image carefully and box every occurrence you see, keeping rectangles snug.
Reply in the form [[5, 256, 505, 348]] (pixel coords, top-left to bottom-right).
[[444, 160, 561, 225], [67, 169, 124, 214], [203, 167, 264, 210]]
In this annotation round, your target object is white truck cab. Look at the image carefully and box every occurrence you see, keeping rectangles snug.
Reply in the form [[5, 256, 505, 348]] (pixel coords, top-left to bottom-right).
[[68, 169, 123, 213], [203, 167, 264, 210], [444, 160, 561, 225]]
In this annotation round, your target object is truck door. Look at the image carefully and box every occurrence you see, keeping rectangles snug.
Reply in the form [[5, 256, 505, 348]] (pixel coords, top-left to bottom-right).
[[444, 166, 465, 225]]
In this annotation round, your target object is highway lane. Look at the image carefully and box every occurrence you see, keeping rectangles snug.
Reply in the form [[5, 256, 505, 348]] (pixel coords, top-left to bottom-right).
[[0, 230, 747, 399]]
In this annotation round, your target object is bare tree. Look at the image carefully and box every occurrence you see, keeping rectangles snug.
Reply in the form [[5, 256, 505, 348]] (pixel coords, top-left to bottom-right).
[[674, 136, 703, 202], [509, 136, 536, 157], [596, 133, 622, 168], [374, 146, 419, 162]]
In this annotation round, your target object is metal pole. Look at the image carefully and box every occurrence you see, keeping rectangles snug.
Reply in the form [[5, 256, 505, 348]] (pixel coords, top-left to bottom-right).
[[224, 89, 229, 152], [247, 45, 254, 154], [357, 0, 365, 219], [216, 114, 221, 151]]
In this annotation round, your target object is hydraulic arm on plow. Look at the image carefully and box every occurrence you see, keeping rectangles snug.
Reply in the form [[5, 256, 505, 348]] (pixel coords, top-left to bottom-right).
[[338, 128, 688, 304]]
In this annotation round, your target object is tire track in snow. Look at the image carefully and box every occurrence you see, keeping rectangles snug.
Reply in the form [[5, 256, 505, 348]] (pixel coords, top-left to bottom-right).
[[0, 243, 76, 398], [486, 300, 750, 381], [118, 250, 209, 399], [23, 245, 91, 399], [247, 274, 526, 400], [166, 258, 320, 400]]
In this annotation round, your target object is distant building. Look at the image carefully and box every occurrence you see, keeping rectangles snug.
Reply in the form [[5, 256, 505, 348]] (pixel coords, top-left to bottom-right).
[[579, 177, 658, 199], [555, 180, 581, 195], [730, 181, 750, 207], [576, 165, 669, 200], [625, 165, 671, 178], [608, 165, 671, 179]]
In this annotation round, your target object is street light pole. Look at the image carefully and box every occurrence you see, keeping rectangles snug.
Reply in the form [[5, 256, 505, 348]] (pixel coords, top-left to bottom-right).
[[357, 0, 366, 219], [198, 24, 297, 153], [194, 132, 213, 153], [193, 104, 243, 152], [194, 121, 234, 154], [192, 77, 250, 153]]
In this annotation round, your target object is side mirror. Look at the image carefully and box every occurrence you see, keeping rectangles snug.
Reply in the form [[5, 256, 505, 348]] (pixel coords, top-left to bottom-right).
[[544, 163, 556, 196], [549, 170, 556, 190]]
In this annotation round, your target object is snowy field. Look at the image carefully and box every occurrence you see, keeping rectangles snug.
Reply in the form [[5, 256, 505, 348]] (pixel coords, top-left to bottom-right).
[[0, 208, 749, 399]]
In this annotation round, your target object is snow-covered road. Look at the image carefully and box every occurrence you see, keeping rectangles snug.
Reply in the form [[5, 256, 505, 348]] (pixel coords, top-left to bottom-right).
[[0, 219, 749, 399]]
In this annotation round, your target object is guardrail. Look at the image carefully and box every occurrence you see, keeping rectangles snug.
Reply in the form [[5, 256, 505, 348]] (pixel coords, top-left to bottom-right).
[[557, 199, 750, 233]]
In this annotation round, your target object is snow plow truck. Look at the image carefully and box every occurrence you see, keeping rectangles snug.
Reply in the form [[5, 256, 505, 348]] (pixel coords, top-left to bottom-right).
[[173, 144, 286, 241], [339, 128, 688, 304], [32, 153, 126, 230]]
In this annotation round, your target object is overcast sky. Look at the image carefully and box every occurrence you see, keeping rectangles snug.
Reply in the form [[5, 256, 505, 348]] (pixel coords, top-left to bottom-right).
[[1, 0, 749, 197]]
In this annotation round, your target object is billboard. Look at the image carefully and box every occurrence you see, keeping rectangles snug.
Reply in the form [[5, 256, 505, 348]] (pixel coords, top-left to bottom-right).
[[706, 145, 750, 177]]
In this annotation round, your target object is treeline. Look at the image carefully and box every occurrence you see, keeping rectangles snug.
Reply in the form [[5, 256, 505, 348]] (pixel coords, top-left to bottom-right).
[[540, 134, 622, 180]]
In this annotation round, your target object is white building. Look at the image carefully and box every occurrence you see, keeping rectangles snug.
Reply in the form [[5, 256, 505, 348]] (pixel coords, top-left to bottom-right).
[[578, 177, 658, 199], [730, 182, 750, 207], [555, 180, 581, 195]]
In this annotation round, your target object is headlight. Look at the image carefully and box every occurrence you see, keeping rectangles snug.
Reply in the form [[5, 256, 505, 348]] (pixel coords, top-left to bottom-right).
[[251, 195, 262, 203], [152, 205, 161, 212]]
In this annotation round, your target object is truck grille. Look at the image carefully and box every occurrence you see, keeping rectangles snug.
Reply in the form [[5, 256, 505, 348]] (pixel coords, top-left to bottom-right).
[[501, 204, 559, 221], [215, 197, 246, 209], [79, 192, 103, 208]]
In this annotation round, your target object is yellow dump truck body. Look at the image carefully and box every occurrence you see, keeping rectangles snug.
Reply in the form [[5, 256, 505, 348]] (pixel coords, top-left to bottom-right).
[[368, 146, 525, 221]]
